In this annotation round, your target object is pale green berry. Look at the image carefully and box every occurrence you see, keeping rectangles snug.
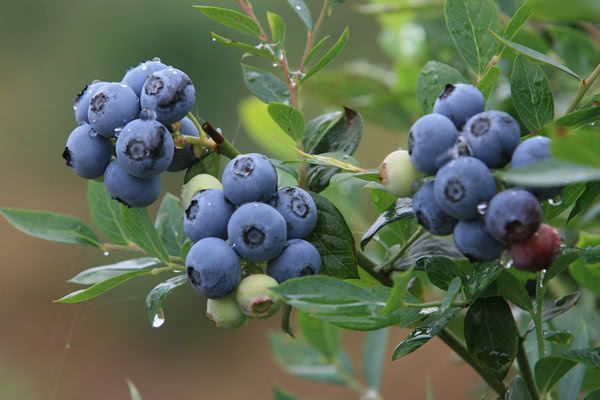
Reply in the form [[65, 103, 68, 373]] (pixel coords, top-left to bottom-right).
[[180, 174, 222, 208], [379, 149, 421, 197], [206, 295, 247, 329], [235, 274, 282, 319]]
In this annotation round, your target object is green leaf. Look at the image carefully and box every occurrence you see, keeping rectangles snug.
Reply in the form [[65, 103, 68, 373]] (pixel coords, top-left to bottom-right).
[[507, 376, 531, 399], [145, 274, 187, 326], [126, 379, 143, 400], [87, 180, 128, 245], [382, 269, 414, 314], [361, 198, 414, 249], [193, 6, 262, 38], [527, 291, 582, 332], [305, 35, 331, 66], [306, 193, 358, 279], [464, 297, 518, 380], [503, 4, 533, 42], [510, 56, 554, 132], [585, 389, 600, 400], [465, 261, 505, 300], [272, 276, 422, 330], [286, 0, 313, 30], [184, 151, 220, 183], [543, 248, 581, 284], [535, 357, 578, 394], [68, 257, 161, 285], [494, 32, 580, 79], [209, 32, 274, 59], [544, 330, 573, 346], [498, 160, 600, 187], [550, 26, 598, 78], [552, 129, 600, 168], [569, 182, 600, 223], [303, 27, 349, 82], [273, 386, 298, 400], [392, 307, 459, 360], [241, 64, 290, 104], [121, 207, 170, 264], [56, 269, 152, 303], [496, 270, 532, 311], [0, 208, 100, 247], [416, 61, 467, 113], [525, 0, 600, 21], [444, 0, 501, 75], [267, 12, 285, 45], [394, 235, 462, 270], [542, 184, 586, 223], [551, 107, 600, 132], [477, 65, 501, 100], [423, 257, 466, 291], [362, 328, 389, 390], [154, 194, 186, 258], [267, 103, 305, 142], [297, 312, 341, 360]]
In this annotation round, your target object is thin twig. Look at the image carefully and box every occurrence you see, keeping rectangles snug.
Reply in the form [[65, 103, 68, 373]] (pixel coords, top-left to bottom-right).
[[565, 63, 600, 114], [300, 0, 330, 72], [517, 337, 541, 400]]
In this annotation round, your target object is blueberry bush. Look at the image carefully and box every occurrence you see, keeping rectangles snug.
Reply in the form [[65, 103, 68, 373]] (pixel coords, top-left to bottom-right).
[[2, 0, 600, 399]]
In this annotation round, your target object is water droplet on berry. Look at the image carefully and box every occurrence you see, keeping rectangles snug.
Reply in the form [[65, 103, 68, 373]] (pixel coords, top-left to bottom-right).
[[152, 308, 165, 328], [120, 83, 128, 88], [477, 202, 488, 216], [113, 127, 122, 137], [92, 79, 101, 84], [141, 64, 148, 71], [548, 195, 563, 206], [72, 105, 77, 111], [500, 250, 513, 269], [152, 57, 162, 62]]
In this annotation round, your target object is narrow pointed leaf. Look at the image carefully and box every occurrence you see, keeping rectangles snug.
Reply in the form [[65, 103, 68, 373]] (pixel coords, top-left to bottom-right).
[[56, 269, 152, 303], [303, 27, 349, 82], [145, 274, 188, 325], [242, 64, 290, 104], [88, 180, 128, 245], [286, 0, 313, 30], [194, 6, 262, 38], [121, 207, 170, 264], [69, 257, 161, 285], [268, 103, 305, 142]]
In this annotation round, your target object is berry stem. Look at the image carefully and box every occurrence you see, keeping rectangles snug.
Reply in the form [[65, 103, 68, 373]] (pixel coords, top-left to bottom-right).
[[300, 0, 330, 72], [437, 329, 507, 397], [534, 271, 546, 359], [376, 227, 426, 272], [517, 337, 541, 400], [185, 112, 241, 159], [565, 62, 600, 114], [237, 0, 269, 42]]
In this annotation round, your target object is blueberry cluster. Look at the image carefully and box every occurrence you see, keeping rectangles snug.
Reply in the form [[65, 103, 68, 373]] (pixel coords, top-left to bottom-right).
[[405, 83, 561, 271], [63, 58, 198, 208], [183, 153, 322, 328]]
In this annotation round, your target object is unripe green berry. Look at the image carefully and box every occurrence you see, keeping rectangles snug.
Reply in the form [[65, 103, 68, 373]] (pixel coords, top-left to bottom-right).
[[379, 149, 420, 197], [180, 174, 222, 208], [235, 274, 282, 319], [206, 295, 247, 329]]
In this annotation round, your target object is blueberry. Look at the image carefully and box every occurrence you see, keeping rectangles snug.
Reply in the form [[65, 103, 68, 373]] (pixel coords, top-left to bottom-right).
[[103, 160, 160, 208], [227, 202, 287, 262], [184, 189, 235, 242], [433, 83, 485, 129], [511, 136, 562, 199], [140, 67, 195, 125], [115, 118, 174, 178], [379, 149, 421, 196], [433, 157, 496, 220], [122, 59, 168, 97], [269, 187, 317, 239], [453, 220, 503, 262], [408, 114, 459, 175], [186, 237, 241, 299], [167, 117, 199, 172], [485, 189, 543, 243], [235, 274, 281, 319], [206, 294, 247, 329], [62, 124, 112, 179], [222, 153, 278, 205], [73, 81, 106, 124], [267, 239, 322, 283], [87, 82, 140, 138], [462, 111, 521, 168], [412, 181, 457, 235], [510, 224, 561, 271]]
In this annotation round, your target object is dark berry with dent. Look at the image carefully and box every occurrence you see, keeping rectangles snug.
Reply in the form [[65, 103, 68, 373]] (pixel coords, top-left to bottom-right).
[[62, 124, 112, 179], [88, 82, 140, 138], [227, 202, 287, 262], [433, 157, 496, 220], [122, 59, 168, 97], [183, 189, 235, 242], [168, 117, 199, 172], [267, 239, 322, 283], [103, 160, 160, 208], [433, 83, 485, 129], [485, 189, 543, 243], [140, 67, 195, 125], [453, 220, 503, 262], [222, 153, 278, 205], [408, 114, 459, 175], [510, 224, 561, 271], [412, 181, 457, 235], [269, 186, 317, 239]]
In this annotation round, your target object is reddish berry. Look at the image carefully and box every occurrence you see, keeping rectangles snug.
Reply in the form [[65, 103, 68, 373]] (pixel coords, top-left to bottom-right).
[[510, 224, 561, 272]]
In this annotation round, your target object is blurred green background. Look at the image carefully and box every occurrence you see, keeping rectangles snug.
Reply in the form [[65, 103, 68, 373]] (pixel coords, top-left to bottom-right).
[[0, 0, 557, 398]]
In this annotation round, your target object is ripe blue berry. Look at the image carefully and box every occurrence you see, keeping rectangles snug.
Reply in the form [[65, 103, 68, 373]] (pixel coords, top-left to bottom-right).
[[186, 237, 241, 299], [408, 114, 459, 175], [140, 67, 195, 125], [227, 202, 287, 262], [184, 189, 235, 242], [412, 181, 457, 235], [222, 153, 278, 205], [453, 220, 503, 262], [115, 118, 174, 178], [269, 187, 317, 239], [267, 239, 322, 283], [168, 117, 199, 172], [433, 83, 485, 129], [88, 83, 140, 138], [235, 274, 281, 319], [62, 124, 112, 179], [485, 189, 543, 243], [433, 157, 496, 220], [511, 136, 562, 199], [463, 111, 521, 168], [74, 81, 106, 124], [122, 59, 168, 97], [103, 160, 160, 208]]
